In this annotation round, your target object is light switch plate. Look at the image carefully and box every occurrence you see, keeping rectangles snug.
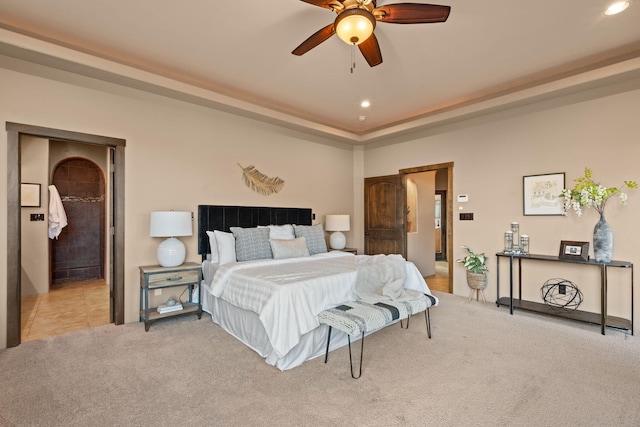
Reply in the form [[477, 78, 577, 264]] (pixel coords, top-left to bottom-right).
[[154, 289, 162, 296]]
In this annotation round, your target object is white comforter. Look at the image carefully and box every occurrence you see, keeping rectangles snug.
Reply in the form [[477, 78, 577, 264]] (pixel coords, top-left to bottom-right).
[[209, 251, 431, 358]]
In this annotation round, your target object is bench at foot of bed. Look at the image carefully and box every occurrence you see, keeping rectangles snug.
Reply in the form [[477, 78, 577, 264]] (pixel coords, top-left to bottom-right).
[[318, 294, 436, 379]]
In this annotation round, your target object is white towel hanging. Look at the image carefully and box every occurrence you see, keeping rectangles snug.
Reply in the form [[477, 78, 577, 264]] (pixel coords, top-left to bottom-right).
[[48, 185, 68, 239]]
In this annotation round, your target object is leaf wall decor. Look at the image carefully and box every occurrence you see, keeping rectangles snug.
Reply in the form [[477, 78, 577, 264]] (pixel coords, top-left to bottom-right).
[[237, 163, 285, 196]]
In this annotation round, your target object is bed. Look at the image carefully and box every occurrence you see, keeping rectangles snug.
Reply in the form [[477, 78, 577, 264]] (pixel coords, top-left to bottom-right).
[[198, 205, 437, 370]]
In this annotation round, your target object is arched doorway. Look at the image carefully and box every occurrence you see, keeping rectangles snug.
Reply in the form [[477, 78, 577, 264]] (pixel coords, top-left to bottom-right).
[[51, 158, 105, 284], [5, 122, 125, 348]]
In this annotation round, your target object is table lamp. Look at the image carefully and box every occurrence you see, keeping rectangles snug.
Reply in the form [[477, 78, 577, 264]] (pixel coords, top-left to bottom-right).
[[326, 214, 350, 250], [150, 211, 192, 267]]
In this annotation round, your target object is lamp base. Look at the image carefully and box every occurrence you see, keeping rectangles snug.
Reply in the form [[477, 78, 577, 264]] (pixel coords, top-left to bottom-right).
[[329, 231, 346, 250], [157, 237, 186, 267]]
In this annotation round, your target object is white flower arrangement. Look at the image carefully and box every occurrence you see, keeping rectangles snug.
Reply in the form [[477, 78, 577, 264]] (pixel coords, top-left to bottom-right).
[[558, 168, 637, 217]]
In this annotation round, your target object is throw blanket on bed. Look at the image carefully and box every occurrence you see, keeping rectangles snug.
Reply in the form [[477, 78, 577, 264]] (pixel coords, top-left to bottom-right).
[[353, 254, 422, 303]]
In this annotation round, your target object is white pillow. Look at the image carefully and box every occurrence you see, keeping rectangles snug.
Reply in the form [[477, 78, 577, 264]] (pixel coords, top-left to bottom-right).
[[258, 224, 295, 240], [205, 231, 219, 264], [214, 230, 236, 265], [270, 237, 310, 259]]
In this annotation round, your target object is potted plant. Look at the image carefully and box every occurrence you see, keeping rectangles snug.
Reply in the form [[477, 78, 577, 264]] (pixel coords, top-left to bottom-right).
[[456, 245, 489, 303]]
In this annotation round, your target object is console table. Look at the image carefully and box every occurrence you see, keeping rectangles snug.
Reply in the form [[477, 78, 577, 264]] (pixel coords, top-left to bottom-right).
[[496, 253, 633, 335]]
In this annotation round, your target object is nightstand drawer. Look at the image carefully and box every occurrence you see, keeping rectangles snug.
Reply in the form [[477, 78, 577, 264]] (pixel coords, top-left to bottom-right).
[[147, 270, 199, 288]]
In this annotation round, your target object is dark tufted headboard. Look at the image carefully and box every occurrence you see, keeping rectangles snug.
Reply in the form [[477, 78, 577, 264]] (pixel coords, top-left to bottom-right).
[[197, 205, 313, 257]]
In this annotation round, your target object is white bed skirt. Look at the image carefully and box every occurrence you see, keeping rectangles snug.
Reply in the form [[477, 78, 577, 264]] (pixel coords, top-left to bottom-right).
[[202, 281, 351, 371]]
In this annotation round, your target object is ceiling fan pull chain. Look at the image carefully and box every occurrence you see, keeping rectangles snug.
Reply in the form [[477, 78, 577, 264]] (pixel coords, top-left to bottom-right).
[[350, 43, 356, 74]]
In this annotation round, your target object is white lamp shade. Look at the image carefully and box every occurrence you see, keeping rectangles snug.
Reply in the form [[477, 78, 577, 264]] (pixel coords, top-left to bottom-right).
[[325, 214, 350, 232], [150, 211, 192, 237]]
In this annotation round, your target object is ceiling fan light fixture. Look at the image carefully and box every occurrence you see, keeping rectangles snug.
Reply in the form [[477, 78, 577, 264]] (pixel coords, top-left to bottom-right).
[[335, 8, 376, 45]]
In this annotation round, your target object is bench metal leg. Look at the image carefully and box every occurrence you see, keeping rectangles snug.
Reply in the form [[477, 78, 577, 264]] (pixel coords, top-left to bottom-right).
[[400, 308, 432, 338], [347, 332, 365, 379], [425, 308, 432, 339], [324, 326, 333, 363], [400, 316, 410, 329]]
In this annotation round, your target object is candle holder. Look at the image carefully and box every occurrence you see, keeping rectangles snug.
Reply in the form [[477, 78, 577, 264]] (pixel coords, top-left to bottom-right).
[[520, 235, 529, 254], [502, 222, 529, 255], [511, 222, 520, 250], [504, 231, 513, 252]]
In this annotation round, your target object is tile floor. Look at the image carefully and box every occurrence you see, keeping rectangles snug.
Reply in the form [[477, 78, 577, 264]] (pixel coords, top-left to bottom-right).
[[21, 279, 111, 342]]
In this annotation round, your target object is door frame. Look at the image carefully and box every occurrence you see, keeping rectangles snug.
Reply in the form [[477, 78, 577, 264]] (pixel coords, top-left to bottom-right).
[[5, 122, 125, 347], [400, 162, 453, 293], [435, 190, 447, 261]]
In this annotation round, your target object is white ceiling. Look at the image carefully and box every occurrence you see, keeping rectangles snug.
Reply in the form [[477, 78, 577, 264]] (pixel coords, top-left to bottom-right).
[[1, 0, 640, 145]]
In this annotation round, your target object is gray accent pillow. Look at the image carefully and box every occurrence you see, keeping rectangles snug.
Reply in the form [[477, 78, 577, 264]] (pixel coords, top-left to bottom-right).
[[230, 227, 273, 262], [270, 237, 310, 259], [293, 224, 328, 255]]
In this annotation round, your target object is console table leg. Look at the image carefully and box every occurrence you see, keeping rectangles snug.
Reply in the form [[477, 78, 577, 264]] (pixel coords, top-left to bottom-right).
[[601, 265, 607, 335], [509, 256, 514, 315]]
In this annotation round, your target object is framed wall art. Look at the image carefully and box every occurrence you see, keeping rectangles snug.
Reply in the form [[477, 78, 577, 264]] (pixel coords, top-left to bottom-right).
[[523, 172, 565, 216], [21, 183, 41, 208], [559, 240, 590, 261]]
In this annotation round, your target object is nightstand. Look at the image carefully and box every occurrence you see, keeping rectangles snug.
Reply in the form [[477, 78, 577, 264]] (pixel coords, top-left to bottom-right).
[[338, 247, 358, 255], [139, 262, 202, 331]]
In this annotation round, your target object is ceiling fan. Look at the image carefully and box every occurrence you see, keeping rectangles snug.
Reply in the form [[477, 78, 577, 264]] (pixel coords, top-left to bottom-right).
[[292, 0, 451, 67]]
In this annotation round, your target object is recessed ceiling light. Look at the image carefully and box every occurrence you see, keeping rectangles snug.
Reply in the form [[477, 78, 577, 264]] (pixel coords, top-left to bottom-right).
[[360, 100, 371, 108], [604, 1, 630, 15]]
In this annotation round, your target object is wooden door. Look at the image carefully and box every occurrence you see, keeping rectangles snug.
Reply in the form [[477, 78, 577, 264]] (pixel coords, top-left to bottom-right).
[[364, 174, 406, 257]]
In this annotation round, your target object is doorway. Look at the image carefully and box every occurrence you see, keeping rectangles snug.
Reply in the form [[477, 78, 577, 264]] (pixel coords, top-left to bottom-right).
[[6, 122, 125, 348], [364, 162, 453, 293], [51, 157, 106, 284]]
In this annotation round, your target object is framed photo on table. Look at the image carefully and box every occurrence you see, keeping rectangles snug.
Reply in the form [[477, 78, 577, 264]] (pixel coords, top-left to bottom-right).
[[559, 240, 590, 261], [523, 172, 565, 216]]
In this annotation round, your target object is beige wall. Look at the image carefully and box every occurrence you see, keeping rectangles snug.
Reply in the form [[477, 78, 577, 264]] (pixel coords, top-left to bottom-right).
[[20, 136, 49, 296], [406, 171, 436, 276], [0, 59, 356, 348], [364, 87, 640, 327]]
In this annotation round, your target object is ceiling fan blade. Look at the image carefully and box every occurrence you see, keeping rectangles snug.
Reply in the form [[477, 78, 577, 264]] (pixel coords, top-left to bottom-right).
[[375, 3, 451, 24], [298, 0, 341, 10], [292, 23, 336, 56], [358, 34, 383, 67]]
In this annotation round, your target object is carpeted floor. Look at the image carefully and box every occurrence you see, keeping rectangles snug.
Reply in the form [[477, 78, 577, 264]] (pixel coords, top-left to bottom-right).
[[1, 292, 639, 426]]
